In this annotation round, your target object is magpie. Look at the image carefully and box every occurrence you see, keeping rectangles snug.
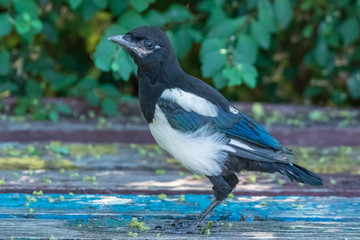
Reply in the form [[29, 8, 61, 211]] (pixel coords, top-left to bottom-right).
[[108, 26, 322, 233]]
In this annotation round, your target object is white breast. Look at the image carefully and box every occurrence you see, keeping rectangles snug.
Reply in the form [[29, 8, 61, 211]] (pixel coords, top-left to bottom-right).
[[149, 105, 232, 176]]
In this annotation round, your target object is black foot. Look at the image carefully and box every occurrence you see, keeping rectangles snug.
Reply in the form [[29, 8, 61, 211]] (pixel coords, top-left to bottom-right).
[[154, 198, 223, 234], [154, 219, 198, 234], [154, 220, 219, 234]]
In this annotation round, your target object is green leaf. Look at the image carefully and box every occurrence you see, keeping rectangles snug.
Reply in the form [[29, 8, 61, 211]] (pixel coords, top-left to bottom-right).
[[212, 71, 228, 89], [43, 22, 59, 43], [42, 71, 77, 92], [102, 99, 118, 116], [274, 0, 292, 30], [188, 28, 203, 43], [31, 19, 43, 31], [0, 81, 17, 93], [0, 0, 11, 7], [25, 80, 42, 98], [173, 27, 194, 59], [92, 0, 107, 9], [331, 90, 347, 105], [167, 29, 195, 59], [222, 67, 242, 86], [242, 73, 257, 88], [348, 70, 360, 99], [240, 64, 258, 88], [200, 38, 226, 59], [251, 20, 270, 49], [223, 64, 258, 88], [0, 50, 10, 76], [304, 86, 325, 98], [258, 0, 277, 33], [14, 102, 28, 116], [100, 83, 120, 99], [49, 111, 59, 123], [339, 18, 359, 45], [118, 10, 147, 30], [13, 0, 38, 18], [302, 25, 313, 39], [109, 0, 128, 16], [67, 0, 83, 10], [207, 17, 245, 38], [334, 0, 352, 7], [33, 109, 48, 121], [326, 33, 341, 48], [14, 15, 31, 35], [86, 90, 101, 106], [165, 4, 192, 22], [0, 14, 12, 38], [130, 0, 154, 13], [95, 50, 114, 72], [53, 103, 72, 115], [71, 77, 98, 97], [314, 39, 329, 67], [200, 37, 227, 78], [94, 25, 126, 72], [145, 10, 167, 26], [234, 35, 258, 64], [200, 50, 227, 78], [197, 0, 223, 12], [206, 8, 226, 27], [111, 61, 119, 72], [80, 0, 99, 20]]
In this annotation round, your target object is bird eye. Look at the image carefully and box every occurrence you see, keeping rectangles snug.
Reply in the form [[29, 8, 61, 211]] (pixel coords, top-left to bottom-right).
[[145, 40, 154, 49]]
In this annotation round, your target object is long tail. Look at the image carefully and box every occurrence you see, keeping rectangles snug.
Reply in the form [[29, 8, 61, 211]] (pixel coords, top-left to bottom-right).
[[279, 163, 323, 186], [227, 143, 323, 186], [227, 155, 323, 186]]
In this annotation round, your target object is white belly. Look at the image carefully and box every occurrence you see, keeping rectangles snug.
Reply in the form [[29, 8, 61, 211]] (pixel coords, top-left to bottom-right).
[[149, 105, 232, 176]]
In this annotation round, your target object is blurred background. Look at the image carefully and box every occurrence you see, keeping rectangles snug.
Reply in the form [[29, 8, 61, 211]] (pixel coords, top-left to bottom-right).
[[0, 0, 359, 120]]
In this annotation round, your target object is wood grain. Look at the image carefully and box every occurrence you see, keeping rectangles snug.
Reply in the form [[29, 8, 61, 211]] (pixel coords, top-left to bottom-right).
[[1, 193, 359, 239]]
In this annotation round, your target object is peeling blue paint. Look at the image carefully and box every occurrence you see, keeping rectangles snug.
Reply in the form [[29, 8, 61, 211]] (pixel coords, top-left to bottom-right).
[[0, 194, 359, 224]]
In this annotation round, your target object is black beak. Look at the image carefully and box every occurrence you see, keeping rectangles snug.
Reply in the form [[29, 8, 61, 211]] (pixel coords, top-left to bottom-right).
[[108, 35, 129, 47], [108, 35, 144, 56]]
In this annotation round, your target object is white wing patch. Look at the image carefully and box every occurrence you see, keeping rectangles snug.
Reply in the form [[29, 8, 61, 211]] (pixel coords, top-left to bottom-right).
[[229, 106, 239, 114], [229, 139, 255, 151], [161, 88, 218, 117], [149, 105, 232, 176]]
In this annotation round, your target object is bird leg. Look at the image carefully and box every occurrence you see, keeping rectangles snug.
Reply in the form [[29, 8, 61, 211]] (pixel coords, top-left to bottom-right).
[[161, 198, 223, 234], [159, 174, 237, 234]]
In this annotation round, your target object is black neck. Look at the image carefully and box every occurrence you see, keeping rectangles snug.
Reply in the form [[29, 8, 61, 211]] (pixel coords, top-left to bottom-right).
[[137, 55, 183, 123]]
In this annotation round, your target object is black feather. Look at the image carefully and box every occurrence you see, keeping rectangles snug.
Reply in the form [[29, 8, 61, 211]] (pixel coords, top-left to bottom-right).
[[281, 163, 323, 186], [225, 155, 322, 186]]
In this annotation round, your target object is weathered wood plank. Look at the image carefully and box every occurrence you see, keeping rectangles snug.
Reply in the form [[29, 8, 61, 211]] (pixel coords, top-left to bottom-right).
[[1, 169, 360, 196], [1, 219, 360, 239], [1, 125, 360, 146], [1, 99, 360, 146], [0, 194, 359, 239], [1, 143, 359, 196], [1, 194, 359, 221]]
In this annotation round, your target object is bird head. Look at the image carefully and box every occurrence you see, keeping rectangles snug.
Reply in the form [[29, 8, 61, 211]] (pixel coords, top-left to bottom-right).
[[108, 26, 176, 70]]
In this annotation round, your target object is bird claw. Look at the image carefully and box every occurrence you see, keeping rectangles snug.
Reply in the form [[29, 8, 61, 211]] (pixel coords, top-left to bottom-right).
[[154, 219, 198, 234], [154, 220, 219, 234]]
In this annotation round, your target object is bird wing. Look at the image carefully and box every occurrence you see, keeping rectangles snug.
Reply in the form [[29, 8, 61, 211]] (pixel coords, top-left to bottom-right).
[[157, 90, 292, 164], [212, 108, 282, 150]]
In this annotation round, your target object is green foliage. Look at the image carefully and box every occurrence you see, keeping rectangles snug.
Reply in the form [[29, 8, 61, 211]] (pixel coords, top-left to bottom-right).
[[0, 50, 10, 76], [348, 70, 360, 100], [0, 0, 360, 120]]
